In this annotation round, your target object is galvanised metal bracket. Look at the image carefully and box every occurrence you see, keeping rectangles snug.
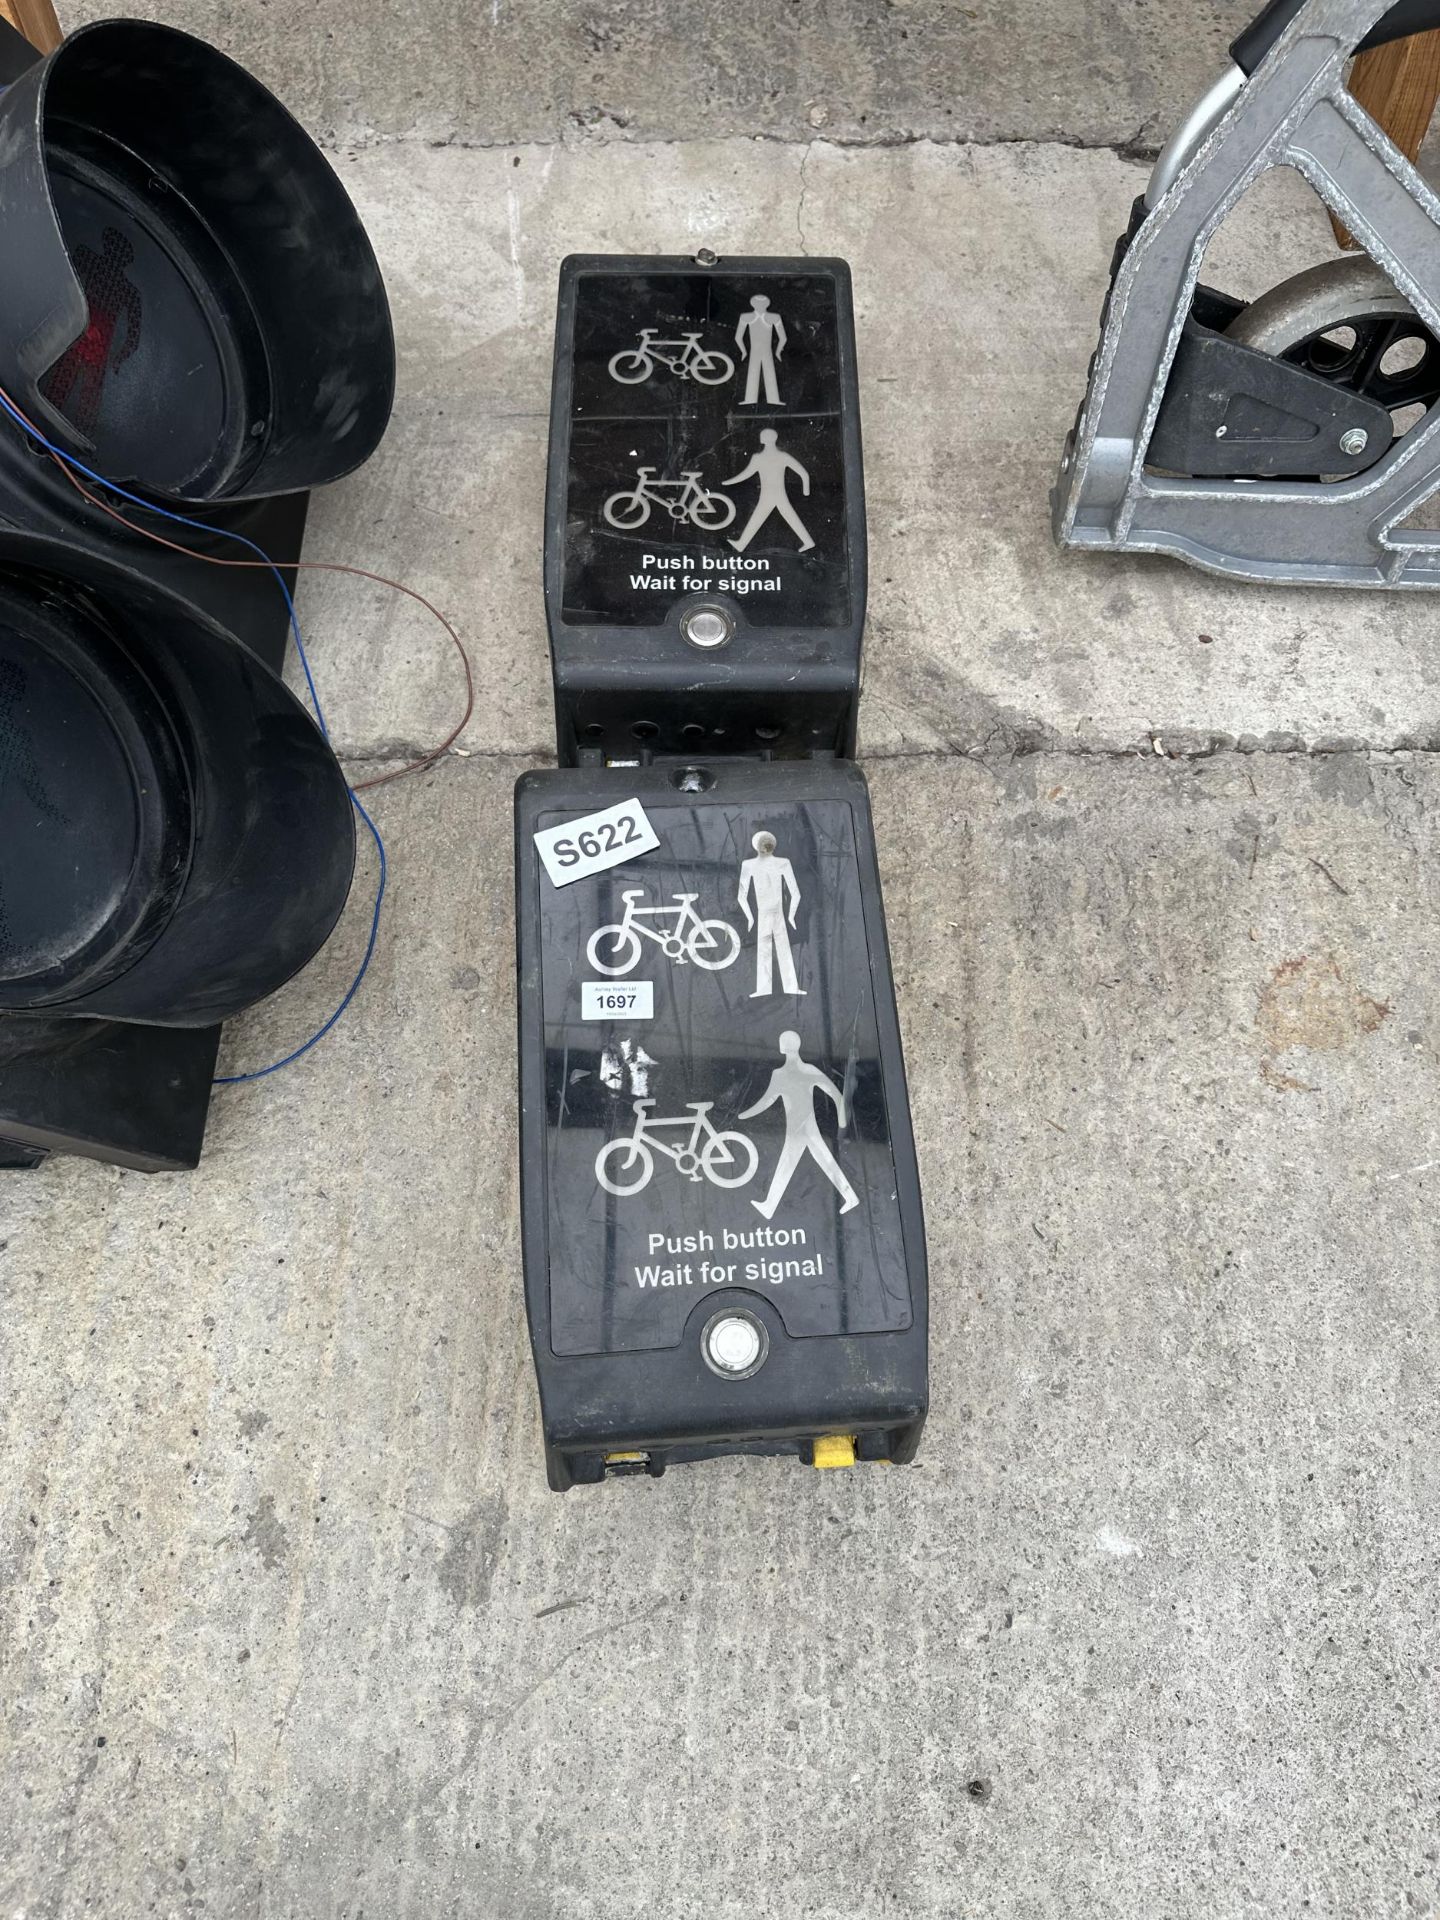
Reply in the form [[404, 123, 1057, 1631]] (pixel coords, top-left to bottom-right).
[[1053, 0, 1440, 587]]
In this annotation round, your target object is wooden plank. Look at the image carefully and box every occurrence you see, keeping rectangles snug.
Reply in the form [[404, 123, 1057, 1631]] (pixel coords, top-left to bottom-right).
[[1333, 31, 1440, 247], [0, 0, 62, 53]]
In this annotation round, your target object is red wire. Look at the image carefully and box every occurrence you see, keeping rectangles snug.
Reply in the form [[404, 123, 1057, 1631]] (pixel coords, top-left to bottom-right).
[[0, 385, 475, 792]]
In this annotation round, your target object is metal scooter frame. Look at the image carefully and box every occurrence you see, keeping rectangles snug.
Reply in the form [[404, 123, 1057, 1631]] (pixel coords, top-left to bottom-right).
[[1053, 0, 1440, 587]]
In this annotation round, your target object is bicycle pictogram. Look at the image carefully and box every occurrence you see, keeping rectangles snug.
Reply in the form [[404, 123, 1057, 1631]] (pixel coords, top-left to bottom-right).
[[602, 466, 737, 532], [608, 328, 735, 387], [587, 889, 741, 976], [595, 1099, 759, 1197]]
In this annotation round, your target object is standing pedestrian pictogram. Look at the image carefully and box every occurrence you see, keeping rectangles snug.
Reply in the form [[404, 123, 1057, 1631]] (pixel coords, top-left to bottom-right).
[[740, 1031, 860, 1220], [726, 430, 815, 554], [737, 830, 805, 998], [43, 228, 143, 439], [735, 295, 787, 406]]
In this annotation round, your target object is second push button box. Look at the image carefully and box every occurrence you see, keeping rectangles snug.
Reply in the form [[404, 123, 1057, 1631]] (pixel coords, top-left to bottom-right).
[[544, 253, 867, 765]]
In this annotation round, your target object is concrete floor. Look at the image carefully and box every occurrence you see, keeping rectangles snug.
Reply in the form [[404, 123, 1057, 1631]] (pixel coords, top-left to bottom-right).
[[68, 0, 1246, 148], [7, 3, 1440, 1916]]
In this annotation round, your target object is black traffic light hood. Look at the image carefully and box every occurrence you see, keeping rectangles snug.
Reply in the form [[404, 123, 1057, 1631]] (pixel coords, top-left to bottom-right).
[[0, 18, 395, 502], [0, 531, 356, 1027]]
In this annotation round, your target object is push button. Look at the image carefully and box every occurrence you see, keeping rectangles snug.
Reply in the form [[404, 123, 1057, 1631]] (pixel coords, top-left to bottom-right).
[[680, 603, 734, 650], [703, 1310, 768, 1379]]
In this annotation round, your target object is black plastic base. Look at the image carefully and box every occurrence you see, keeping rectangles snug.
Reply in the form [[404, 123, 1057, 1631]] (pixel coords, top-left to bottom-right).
[[0, 1019, 221, 1171]]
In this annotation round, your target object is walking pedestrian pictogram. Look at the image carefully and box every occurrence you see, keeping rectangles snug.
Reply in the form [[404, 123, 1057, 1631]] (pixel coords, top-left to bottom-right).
[[740, 1032, 860, 1220], [737, 829, 805, 998], [735, 295, 787, 406], [726, 430, 815, 554]]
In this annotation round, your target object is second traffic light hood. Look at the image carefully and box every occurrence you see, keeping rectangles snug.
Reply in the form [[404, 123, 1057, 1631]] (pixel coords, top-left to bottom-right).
[[0, 19, 395, 504], [0, 532, 357, 1028]]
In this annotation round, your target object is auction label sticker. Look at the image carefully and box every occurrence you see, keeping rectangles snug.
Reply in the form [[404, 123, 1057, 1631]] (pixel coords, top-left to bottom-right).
[[534, 797, 659, 888], [581, 980, 655, 1021]]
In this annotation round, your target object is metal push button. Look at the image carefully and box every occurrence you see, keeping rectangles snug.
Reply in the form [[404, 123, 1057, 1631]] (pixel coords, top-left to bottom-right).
[[703, 1309, 768, 1379], [680, 603, 734, 650]]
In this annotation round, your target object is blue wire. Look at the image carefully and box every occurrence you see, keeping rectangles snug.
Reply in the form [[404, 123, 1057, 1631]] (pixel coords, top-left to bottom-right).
[[0, 388, 387, 1084]]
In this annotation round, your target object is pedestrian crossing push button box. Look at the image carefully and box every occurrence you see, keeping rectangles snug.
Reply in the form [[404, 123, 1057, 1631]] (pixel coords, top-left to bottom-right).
[[544, 254, 866, 766], [516, 758, 927, 1490]]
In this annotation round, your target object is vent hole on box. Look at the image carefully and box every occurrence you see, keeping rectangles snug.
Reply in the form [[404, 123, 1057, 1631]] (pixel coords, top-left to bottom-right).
[[754, 723, 784, 742], [631, 721, 659, 741]]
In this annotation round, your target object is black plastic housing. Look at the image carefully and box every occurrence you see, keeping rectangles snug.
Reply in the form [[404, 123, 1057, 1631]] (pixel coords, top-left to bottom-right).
[[0, 21, 394, 1170], [0, 490, 313, 1171], [515, 759, 928, 1491]]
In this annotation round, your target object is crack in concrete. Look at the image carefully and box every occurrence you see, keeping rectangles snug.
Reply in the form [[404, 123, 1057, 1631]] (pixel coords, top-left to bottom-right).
[[866, 739, 1440, 764], [794, 141, 814, 256], [328, 128, 1160, 164], [335, 739, 1440, 770]]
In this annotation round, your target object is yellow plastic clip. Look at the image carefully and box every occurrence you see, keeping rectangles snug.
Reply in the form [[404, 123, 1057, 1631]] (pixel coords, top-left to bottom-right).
[[812, 1433, 857, 1470]]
